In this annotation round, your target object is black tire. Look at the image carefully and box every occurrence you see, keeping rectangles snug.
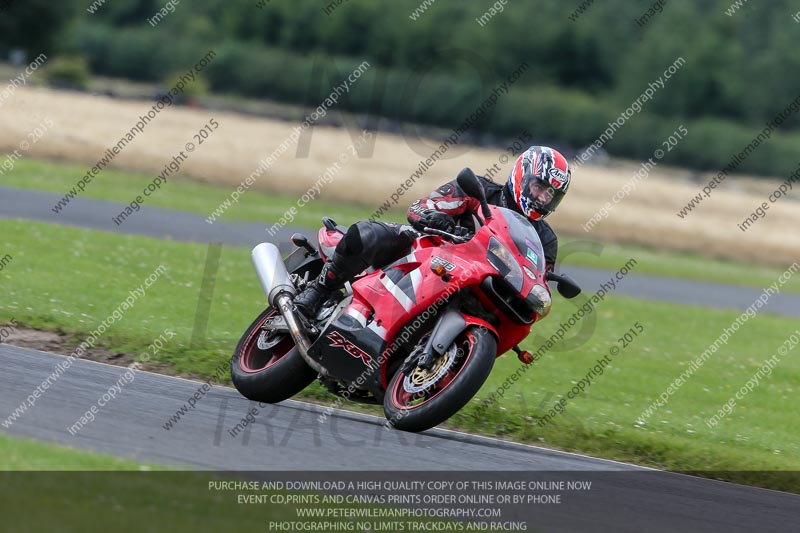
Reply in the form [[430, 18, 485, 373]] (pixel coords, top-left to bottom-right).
[[231, 307, 317, 404], [383, 326, 496, 433]]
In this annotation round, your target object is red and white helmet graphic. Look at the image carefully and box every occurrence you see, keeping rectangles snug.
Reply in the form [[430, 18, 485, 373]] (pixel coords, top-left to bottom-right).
[[507, 146, 571, 221]]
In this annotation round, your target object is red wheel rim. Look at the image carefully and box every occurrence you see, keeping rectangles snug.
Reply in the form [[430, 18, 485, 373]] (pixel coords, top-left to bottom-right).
[[390, 331, 476, 411], [239, 311, 295, 373]]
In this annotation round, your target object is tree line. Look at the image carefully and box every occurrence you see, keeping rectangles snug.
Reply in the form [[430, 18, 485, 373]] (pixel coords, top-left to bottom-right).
[[2, 0, 799, 177]]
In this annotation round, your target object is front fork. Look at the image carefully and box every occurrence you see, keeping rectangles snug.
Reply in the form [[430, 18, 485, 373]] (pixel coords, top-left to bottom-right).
[[408, 306, 497, 372]]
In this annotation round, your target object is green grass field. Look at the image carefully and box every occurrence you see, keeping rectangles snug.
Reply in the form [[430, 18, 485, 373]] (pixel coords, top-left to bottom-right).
[[0, 434, 470, 531], [0, 432, 153, 470], [1, 218, 797, 490], [0, 434, 302, 531], [3, 157, 799, 293]]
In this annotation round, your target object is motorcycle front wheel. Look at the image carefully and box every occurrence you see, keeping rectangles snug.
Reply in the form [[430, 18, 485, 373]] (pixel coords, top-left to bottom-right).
[[383, 326, 496, 433]]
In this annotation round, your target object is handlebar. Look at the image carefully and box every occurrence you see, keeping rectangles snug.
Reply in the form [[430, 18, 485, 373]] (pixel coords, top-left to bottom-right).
[[422, 227, 471, 244]]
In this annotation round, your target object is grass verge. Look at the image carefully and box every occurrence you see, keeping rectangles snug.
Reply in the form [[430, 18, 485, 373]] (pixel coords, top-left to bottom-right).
[[0, 437, 462, 530], [0, 219, 798, 491], [0, 432, 154, 470], [0, 434, 297, 531]]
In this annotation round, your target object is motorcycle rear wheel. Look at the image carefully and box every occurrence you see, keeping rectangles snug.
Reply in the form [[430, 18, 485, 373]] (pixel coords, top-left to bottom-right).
[[230, 307, 317, 404]]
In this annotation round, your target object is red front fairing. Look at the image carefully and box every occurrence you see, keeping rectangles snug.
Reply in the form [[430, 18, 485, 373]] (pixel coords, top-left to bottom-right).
[[327, 206, 549, 389]]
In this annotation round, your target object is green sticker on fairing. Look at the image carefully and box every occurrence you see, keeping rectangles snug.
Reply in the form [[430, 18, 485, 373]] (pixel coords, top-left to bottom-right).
[[527, 248, 539, 265]]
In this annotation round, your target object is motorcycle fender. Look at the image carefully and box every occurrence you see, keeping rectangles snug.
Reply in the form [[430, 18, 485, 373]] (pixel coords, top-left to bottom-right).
[[462, 315, 498, 339], [429, 308, 498, 356]]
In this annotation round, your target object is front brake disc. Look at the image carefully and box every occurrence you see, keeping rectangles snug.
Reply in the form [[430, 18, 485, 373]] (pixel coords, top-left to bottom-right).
[[402, 344, 458, 394]]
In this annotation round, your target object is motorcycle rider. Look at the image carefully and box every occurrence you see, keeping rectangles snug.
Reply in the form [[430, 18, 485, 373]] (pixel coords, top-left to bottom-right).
[[294, 145, 571, 319]]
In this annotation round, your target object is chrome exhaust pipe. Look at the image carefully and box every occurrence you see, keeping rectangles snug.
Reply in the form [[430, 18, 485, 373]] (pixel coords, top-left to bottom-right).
[[251, 243, 326, 377], [273, 293, 317, 368], [251, 243, 296, 308]]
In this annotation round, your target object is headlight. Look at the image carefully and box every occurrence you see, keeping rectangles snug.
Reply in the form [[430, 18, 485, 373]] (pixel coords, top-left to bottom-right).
[[527, 284, 552, 317], [487, 237, 524, 292]]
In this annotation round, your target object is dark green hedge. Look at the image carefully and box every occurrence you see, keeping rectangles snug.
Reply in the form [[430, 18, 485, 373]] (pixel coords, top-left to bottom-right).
[[73, 24, 800, 179]]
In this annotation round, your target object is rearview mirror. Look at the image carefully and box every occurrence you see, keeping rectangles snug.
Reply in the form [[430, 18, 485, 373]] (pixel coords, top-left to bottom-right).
[[546, 271, 582, 299], [457, 168, 484, 199], [456, 167, 492, 220]]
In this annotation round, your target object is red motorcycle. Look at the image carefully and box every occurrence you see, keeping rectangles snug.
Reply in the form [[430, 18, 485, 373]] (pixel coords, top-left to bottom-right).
[[231, 169, 581, 432]]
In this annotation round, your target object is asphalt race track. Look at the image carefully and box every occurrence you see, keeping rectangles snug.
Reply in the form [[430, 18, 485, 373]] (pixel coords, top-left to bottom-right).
[[2, 185, 799, 317], [1, 345, 799, 532]]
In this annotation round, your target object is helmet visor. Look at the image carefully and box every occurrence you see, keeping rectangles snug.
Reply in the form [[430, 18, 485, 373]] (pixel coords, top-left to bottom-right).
[[523, 177, 565, 217]]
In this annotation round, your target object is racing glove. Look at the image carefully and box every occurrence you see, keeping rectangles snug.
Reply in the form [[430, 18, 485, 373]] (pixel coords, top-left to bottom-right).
[[415, 210, 456, 233]]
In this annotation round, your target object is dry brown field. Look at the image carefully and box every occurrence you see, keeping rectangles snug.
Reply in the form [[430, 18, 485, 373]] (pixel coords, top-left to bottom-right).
[[2, 86, 798, 265]]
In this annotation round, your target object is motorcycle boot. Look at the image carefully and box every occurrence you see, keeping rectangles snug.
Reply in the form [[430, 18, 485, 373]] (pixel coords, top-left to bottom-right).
[[293, 259, 347, 320]]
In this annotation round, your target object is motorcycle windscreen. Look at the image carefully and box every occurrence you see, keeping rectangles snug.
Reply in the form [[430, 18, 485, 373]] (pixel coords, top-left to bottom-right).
[[496, 207, 546, 274]]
